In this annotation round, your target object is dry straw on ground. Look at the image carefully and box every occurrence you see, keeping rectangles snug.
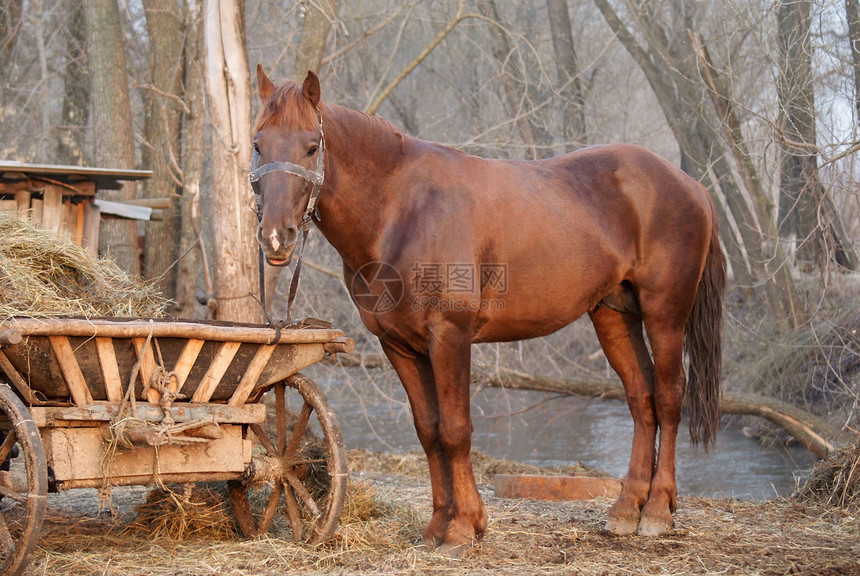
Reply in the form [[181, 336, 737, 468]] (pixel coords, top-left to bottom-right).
[[0, 211, 166, 320], [22, 448, 860, 576]]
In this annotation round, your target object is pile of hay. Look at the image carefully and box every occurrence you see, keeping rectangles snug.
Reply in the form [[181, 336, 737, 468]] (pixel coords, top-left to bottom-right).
[[793, 440, 860, 510], [0, 211, 166, 320], [122, 484, 237, 540]]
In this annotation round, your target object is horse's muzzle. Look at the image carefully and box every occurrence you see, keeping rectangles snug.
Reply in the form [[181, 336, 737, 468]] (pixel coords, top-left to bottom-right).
[[257, 224, 298, 267]]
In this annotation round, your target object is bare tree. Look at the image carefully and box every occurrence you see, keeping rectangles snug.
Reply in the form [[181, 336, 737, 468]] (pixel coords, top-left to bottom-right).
[[141, 0, 184, 300], [547, 0, 587, 150], [83, 0, 140, 275], [205, 0, 259, 322], [175, 0, 206, 318], [849, 0, 860, 120], [776, 0, 857, 270]]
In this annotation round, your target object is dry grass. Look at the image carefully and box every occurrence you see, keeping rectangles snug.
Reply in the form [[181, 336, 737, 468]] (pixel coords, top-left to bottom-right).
[[794, 440, 860, 510], [20, 449, 860, 575], [0, 211, 166, 320]]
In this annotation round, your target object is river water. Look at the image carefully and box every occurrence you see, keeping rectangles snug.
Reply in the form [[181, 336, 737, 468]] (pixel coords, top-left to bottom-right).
[[312, 368, 816, 501]]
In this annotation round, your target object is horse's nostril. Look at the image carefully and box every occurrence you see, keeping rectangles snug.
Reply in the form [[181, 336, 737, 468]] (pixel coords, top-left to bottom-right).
[[285, 226, 298, 246]]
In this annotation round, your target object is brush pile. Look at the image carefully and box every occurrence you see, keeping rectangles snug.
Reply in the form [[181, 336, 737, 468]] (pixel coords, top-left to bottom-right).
[[0, 211, 166, 320], [794, 440, 860, 510]]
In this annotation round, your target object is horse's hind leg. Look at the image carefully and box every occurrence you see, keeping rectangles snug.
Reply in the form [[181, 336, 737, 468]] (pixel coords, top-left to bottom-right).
[[637, 315, 687, 536], [589, 305, 656, 535]]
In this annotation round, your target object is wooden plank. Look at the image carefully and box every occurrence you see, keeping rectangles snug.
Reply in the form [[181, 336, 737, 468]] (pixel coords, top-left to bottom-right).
[[0, 349, 40, 405], [191, 341, 242, 403], [0, 200, 16, 211], [48, 335, 94, 406], [6, 317, 346, 345], [494, 475, 623, 501], [94, 198, 152, 220], [15, 189, 30, 216], [95, 337, 124, 403], [81, 201, 100, 256], [30, 198, 43, 226], [43, 425, 249, 487], [31, 402, 266, 426], [172, 338, 205, 390], [41, 185, 63, 234], [228, 344, 276, 407], [74, 202, 85, 246], [132, 337, 160, 403]]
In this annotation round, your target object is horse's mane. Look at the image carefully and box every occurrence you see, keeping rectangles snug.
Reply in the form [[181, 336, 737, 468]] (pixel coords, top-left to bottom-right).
[[254, 80, 415, 157]]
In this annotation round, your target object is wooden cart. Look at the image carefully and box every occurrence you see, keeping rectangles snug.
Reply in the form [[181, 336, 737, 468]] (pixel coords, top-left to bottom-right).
[[0, 317, 354, 576]]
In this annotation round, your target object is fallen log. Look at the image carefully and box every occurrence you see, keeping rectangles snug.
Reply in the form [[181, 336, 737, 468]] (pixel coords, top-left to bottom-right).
[[331, 353, 850, 459], [472, 367, 852, 460]]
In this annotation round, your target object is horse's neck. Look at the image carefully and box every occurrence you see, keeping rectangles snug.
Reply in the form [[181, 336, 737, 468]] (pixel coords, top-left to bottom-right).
[[315, 106, 406, 265]]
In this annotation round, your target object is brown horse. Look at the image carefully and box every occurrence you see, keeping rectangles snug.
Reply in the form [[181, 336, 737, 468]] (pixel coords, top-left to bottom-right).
[[251, 67, 726, 555]]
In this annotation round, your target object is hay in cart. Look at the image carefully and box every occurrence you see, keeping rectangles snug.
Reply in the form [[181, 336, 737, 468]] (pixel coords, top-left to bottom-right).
[[0, 211, 166, 320]]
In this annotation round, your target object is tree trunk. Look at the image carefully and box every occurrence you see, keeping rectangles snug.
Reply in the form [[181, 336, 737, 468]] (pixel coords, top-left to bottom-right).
[[476, 0, 553, 159], [174, 0, 206, 318], [848, 0, 860, 120], [263, 0, 339, 317], [205, 0, 259, 323], [57, 0, 88, 166], [547, 0, 587, 150], [292, 0, 337, 76], [593, 0, 807, 331], [142, 0, 184, 301], [0, 0, 22, 80], [83, 0, 140, 276], [776, 0, 857, 271]]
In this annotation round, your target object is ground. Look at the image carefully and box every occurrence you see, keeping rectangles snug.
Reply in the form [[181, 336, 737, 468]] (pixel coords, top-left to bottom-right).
[[21, 450, 860, 576]]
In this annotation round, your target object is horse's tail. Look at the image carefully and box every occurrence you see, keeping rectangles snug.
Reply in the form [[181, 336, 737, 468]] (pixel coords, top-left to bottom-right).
[[685, 198, 727, 449]]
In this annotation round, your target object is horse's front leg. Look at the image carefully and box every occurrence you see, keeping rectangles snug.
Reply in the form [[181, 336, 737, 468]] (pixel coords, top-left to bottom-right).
[[380, 342, 453, 548], [427, 328, 487, 556]]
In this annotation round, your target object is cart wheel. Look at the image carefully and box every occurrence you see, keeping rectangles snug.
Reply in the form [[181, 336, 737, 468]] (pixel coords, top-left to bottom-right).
[[0, 383, 47, 576], [229, 373, 347, 544]]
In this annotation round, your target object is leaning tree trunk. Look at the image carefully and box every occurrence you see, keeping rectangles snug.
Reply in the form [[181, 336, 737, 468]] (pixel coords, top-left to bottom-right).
[[205, 0, 260, 323], [83, 0, 140, 276]]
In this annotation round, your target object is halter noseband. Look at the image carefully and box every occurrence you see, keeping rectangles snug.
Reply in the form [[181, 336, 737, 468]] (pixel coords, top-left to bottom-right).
[[248, 117, 325, 228]]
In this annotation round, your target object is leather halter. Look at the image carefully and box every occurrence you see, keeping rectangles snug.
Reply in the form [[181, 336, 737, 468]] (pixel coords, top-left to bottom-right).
[[248, 118, 325, 330], [248, 118, 325, 230]]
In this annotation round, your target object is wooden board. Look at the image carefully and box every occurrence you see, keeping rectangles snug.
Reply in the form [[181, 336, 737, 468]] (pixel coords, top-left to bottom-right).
[[42, 424, 251, 488], [494, 474, 623, 501]]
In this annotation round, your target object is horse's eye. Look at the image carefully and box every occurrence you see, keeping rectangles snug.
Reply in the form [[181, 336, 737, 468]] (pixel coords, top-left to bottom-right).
[[253, 143, 261, 154], [307, 145, 319, 157]]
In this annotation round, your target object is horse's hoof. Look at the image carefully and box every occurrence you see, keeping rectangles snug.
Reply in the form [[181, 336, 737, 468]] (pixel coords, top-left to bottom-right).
[[636, 515, 673, 536], [436, 541, 470, 558], [604, 516, 639, 536]]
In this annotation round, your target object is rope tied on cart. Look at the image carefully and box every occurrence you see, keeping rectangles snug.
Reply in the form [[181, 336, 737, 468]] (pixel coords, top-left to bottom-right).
[[109, 321, 220, 449]]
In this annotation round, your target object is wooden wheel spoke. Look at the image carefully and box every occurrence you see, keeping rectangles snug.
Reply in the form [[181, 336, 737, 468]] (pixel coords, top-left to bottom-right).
[[0, 486, 25, 504], [275, 384, 287, 454], [0, 502, 15, 554], [0, 431, 16, 464], [250, 423, 278, 457], [284, 403, 312, 462], [282, 482, 304, 541], [285, 470, 321, 518], [257, 482, 284, 535]]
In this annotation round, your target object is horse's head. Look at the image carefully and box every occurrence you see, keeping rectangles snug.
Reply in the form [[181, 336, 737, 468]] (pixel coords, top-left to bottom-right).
[[251, 66, 325, 266]]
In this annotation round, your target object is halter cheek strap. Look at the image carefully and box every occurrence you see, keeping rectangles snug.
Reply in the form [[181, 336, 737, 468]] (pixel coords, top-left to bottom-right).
[[248, 119, 325, 330]]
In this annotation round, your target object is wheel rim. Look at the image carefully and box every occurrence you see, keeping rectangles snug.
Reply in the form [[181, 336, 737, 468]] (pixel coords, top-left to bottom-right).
[[0, 383, 47, 576], [229, 374, 347, 544]]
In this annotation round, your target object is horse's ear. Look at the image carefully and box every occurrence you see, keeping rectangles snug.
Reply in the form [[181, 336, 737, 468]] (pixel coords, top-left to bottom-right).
[[256, 64, 275, 103], [302, 71, 322, 109]]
